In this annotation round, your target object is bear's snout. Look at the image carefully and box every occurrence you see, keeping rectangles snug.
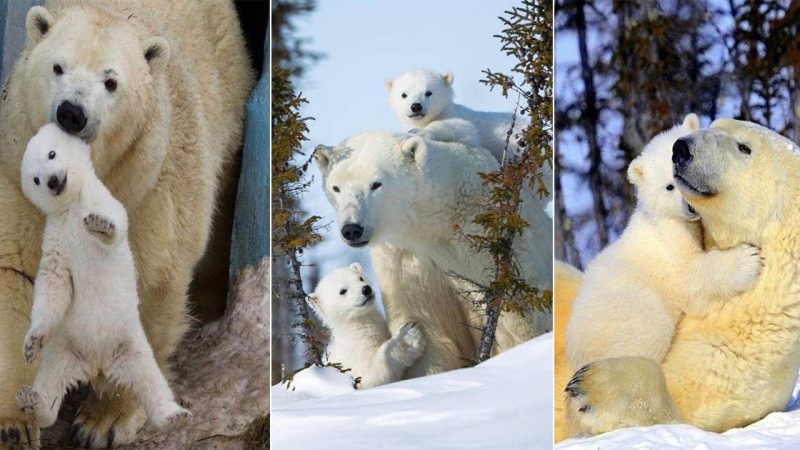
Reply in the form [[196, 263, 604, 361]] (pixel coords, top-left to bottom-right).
[[46, 173, 67, 196], [56, 101, 88, 135], [672, 138, 692, 167], [410, 103, 423, 113], [341, 223, 365, 243]]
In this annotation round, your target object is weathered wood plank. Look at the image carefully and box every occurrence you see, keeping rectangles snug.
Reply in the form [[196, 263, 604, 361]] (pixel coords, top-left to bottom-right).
[[229, 32, 268, 280], [0, 0, 42, 84]]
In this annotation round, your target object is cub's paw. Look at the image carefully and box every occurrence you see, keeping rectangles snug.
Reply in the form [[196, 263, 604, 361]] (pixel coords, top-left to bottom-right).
[[728, 243, 763, 293], [83, 213, 117, 244], [151, 402, 192, 430], [15, 386, 42, 418], [398, 322, 425, 353], [22, 332, 44, 364]]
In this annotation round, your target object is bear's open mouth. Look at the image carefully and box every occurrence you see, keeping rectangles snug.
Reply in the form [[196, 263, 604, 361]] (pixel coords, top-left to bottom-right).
[[674, 173, 715, 197]]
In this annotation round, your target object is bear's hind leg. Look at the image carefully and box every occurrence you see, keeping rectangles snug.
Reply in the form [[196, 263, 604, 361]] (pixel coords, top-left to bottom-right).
[[564, 357, 681, 437]]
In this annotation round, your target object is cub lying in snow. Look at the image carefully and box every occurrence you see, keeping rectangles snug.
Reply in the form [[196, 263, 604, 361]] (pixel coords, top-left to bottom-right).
[[15, 124, 190, 430], [308, 263, 425, 388], [565, 115, 763, 370]]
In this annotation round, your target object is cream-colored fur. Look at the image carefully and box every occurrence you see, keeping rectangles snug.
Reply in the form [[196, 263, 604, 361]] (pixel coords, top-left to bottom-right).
[[16, 124, 191, 431], [315, 131, 552, 364], [308, 263, 425, 389], [562, 119, 800, 438], [0, 1, 252, 446], [566, 115, 762, 370]]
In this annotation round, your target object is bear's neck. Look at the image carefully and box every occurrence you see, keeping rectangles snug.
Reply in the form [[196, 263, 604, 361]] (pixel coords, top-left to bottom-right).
[[328, 310, 391, 346]]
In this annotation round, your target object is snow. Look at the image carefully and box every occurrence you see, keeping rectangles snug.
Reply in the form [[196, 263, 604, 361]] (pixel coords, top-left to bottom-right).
[[271, 333, 554, 449], [558, 369, 800, 449], [285, 365, 356, 399]]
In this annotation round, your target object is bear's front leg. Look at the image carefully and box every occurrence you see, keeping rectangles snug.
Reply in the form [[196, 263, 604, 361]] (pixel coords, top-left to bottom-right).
[[383, 322, 426, 372], [0, 269, 40, 448], [83, 213, 118, 246]]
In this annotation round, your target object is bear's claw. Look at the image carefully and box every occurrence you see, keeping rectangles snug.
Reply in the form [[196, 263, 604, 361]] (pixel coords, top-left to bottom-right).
[[83, 213, 116, 244], [22, 332, 44, 364], [565, 364, 590, 397], [0, 421, 37, 448]]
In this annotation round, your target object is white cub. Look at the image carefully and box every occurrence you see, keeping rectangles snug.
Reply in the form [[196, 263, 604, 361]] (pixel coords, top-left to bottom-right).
[[565, 114, 763, 369], [15, 124, 190, 430], [308, 263, 425, 389], [386, 68, 525, 161]]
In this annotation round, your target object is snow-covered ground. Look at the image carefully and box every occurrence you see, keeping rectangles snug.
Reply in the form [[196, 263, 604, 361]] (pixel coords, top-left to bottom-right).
[[559, 369, 800, 449], [271, 333, 554, 449]]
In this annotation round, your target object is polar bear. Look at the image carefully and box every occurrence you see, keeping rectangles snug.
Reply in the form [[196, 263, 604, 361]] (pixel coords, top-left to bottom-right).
[[15, 124, 191, 431], [0, 1, 252, 446], [559, 119, 800, 438], [307, 263, 425, 388], [314, 131, 552, 359], [565, 115, 763, 370], [386, 68, 526, 162]]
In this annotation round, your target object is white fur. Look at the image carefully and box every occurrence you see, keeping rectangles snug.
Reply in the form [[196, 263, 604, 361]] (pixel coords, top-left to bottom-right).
[[15, 124, 190, 429], [308, 263, 425, 389], [386, 68, 526, 162], [565, 114, 762, 369], [315, 131, 552, 357]]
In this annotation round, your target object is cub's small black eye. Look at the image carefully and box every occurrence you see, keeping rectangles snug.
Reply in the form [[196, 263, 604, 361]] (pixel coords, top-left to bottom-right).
[[34, 177, 40, 186], [339, 288, 347, 295], [48, 151, 56, 160], [666, 184, 674, 191], [105, 79, 117, 92], [332, 186, 340, 193], [53, 64, 63, 75], [370, 182, 382, 191], [359, 277, 364, 282], [425, 91, 432, 97], [401, 93, 407, 99], [738, 143, 752, 155]]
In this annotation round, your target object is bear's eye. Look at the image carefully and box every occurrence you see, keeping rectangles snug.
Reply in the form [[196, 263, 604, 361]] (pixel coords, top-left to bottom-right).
[[401, 93, 407, 99], [332, 186, 340, 193], [425, 91, 432, 97], [105, 79, 118, 93], [48, 151, 56, 160], [666, 184, 674, 191], [33, 177, 40, 186], [53, 64, 63, 76], [370, 182, 382, 191], [339, 288, 347, 296], [738, 143, 752, 155], [359, 277, 364, 282]]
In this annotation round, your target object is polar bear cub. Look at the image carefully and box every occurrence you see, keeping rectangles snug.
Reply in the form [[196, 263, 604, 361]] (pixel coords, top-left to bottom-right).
[[565, 114, 763, 369], [15, 124, 190, 430], [386, 68, 525, 161], [308, 263, 425, 388]]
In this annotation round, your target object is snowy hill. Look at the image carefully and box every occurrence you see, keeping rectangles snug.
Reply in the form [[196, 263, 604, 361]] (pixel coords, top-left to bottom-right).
[[271, 333, 554, 449]]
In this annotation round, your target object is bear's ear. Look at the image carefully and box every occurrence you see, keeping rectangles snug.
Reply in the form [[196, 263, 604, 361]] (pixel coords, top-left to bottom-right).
[[627, 158, 646, 185], [401, 136, 425, 164], [384, 79, 394, 92], [349, 262, 362, 273], [314, 145, 334, 175], [441, 72, 454, 86], [682, 113, 700, 131], [26, 6, 54, 45], [143, 37, 170, 74]]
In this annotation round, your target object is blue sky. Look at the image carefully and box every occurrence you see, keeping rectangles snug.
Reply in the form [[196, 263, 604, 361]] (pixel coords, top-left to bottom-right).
[[293, 0, 524, 308]]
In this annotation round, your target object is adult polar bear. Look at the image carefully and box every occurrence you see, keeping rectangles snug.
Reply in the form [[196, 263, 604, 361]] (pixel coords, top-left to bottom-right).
[[557, 119, 800, 439], [315, 131, 552, 374], [0, 1, 253, 447]]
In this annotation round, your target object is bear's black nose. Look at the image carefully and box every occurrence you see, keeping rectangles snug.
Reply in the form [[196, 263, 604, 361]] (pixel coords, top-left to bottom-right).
[[47, 175, 59, 191], [341, 223, 364, 242], [672, 138, 692, 167], [56, 101, 88, 134], [362, 285, 372, 296], [410, 103, 422, 113]]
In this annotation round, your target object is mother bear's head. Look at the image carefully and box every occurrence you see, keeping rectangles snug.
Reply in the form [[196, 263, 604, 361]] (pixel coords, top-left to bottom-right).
[[672, 118, 800, 247]]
